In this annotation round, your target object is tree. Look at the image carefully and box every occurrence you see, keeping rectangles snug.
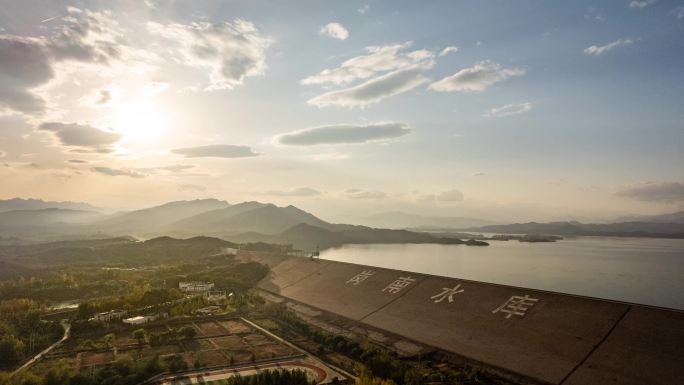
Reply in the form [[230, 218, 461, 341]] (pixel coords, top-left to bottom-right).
[[133, 329, 146, 346], [103, 333, 116, 350], [179, 326, 197, 340], [0, 334, 26, 366]]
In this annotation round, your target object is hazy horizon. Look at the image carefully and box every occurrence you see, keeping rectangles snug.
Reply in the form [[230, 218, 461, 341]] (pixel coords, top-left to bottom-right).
[[1, 0, 683, 224]]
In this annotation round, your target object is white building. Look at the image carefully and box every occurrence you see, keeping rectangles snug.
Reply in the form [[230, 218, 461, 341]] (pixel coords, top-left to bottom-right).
[[123, 316, 148, 325], [92, 309, 126, 322], [179, 281, 215, 293]]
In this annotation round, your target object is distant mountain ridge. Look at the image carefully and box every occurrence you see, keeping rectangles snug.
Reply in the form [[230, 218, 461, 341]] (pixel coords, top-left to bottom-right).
[[362, 211, 496, 230], [614, 211, 684, 223], [0, 198, 100, 213], [463, 220, 684, 238]]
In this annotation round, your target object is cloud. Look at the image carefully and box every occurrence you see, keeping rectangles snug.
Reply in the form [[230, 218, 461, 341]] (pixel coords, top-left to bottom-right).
[[674, 6, 684, 19], [307, 68, 428, 107], [584, 38, 633, 55], [617, 182, 684, 202], [358, 5, 370, 14], [277, 122, 411, 146], [429, 61, 525, 93], [472, 172, 486, 177], [178, 184, 206, 192], [0, 150, 5, 158], [439, 46, 459, 56], [39, 122, 122, 153], [66, 159, 88, 164], [346, 189, 387, 200], [484, 102, 534, 117], [629, 0, 656, 9], [147, 19, 271, 90], [265, 187, 322, 197], [437, 189, 464, 202], [320, 23, 349, 40], [302, 42, 434, 86], [91, 166, 145, 178], [0, 8, 135, 114], [171, 144, 260, 158], [133, 164, 195, 174]]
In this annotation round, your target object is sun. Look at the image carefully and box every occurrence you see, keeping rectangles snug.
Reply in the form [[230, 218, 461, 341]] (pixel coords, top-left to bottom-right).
[[109, 99, 170, 145]]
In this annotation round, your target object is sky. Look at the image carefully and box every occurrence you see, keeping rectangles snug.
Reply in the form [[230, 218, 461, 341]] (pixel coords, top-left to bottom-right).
[[0, 0, 683, 223]]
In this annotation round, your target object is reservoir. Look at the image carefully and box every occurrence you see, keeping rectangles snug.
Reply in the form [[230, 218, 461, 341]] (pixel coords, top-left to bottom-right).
[[319, 236, 684, 310]]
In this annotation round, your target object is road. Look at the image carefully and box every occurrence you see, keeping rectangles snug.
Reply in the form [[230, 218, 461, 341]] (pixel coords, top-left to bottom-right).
[[11, 319, 71, 377]]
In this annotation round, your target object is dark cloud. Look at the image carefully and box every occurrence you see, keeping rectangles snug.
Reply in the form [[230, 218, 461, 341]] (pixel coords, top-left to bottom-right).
[[91, 166, 145, 178], [277, 122, 410, 146], [265, 187, 321, 197], [171, 144, 260, 158], [0, 36, 53, 113], [617, 182, 684, 202], [67, 159, 88, 164], [39, 122, 121, 153]]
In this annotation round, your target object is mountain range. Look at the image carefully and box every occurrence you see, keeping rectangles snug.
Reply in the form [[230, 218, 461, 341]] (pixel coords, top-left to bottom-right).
[[1, 198, 682, 248]]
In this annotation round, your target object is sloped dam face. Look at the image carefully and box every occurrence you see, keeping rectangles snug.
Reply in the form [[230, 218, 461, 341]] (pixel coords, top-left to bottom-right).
[[246, 252, 684, 385]]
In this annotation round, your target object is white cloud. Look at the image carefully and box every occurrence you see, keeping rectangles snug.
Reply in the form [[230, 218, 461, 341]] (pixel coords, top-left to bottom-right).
[[346, 189, 387, 200], [91, 166, 145, 178], [320, 23, 349, 40], [437, 189, 464, 202], [39, 122, 122, 153], [439, 46, 459, 56], [429, 61, 525, 93], [277, 122, 411, 146], [584, 38, 633, 56], [0, 7, 140, 115], [629, 0, 656, 9], [307, 67, 428, 107], [358, 5, 369, 14], [265, 187, 322, 197], [671, 5, 684, 19], [617, 182, 684, 202], [147, 19, 271, 90], [302, 42, 434, 86], [484, 102, 534, 117], [171, 144, 260, 158]]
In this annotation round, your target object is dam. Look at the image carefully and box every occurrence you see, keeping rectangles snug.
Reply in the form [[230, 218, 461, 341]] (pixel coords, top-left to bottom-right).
[[243, 252, 684, 385]]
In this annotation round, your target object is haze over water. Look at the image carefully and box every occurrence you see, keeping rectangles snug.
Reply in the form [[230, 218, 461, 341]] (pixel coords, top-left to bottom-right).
[[320, 237, 684, 310]]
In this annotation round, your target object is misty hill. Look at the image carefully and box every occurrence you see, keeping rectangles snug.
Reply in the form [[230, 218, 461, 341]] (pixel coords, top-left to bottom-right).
[[614, 211, 684, 224], [232, 222, 469, 250], [362, 211, 496, 230], [464, 221, 684, 238], [89, 198, 230, 235], [0, 198, 100, 213], [167, 202, 333, 235], [0, 208, 104, 232], [0, 236, 235, 267]]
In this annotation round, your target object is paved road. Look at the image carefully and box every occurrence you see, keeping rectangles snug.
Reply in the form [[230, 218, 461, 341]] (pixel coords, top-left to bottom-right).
[[11, 320, 71, 377]]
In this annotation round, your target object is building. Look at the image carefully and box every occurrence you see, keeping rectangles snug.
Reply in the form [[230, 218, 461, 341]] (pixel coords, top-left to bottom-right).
[[91, 309, 126, 322], [206, 290, 228, 301], [123, 316, 148, 325], [179, 281, 215, 293], [195, 305, 221, 315]]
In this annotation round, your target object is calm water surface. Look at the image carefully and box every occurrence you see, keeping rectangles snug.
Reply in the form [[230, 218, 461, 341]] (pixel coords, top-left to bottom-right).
[[319, 237, 684, 310]]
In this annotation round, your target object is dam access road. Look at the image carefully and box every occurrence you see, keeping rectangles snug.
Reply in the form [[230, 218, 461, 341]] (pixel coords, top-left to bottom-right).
[[241, 252, 684, 385]]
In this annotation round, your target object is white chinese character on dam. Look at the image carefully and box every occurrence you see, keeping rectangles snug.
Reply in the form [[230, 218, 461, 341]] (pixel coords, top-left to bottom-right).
[[346, 270, 375, 286], [382, 276, 416, 294], [492, 295, 539, 319], [431, 284, 464, 303]]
